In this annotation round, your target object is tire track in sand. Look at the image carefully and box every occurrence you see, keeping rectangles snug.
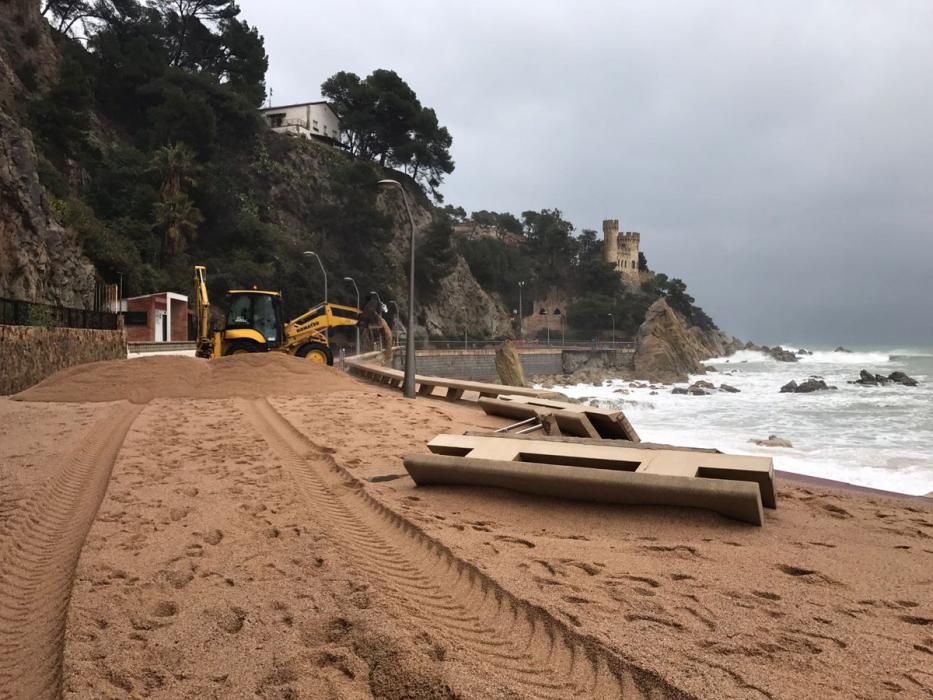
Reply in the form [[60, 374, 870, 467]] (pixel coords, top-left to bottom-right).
[[0, 404, 142, 700], [241, 398, 690, 700]]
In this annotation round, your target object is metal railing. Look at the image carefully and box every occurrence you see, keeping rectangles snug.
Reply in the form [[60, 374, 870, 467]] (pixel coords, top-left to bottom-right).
[[0, 297, 119, 330], [407, 337, 636, 352]]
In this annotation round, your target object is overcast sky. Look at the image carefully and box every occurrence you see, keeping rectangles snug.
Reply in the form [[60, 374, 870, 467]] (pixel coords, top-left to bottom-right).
[[238, 1, 933, 346]]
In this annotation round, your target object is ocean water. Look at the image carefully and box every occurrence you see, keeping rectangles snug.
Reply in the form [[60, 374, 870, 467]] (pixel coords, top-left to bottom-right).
[[544, 347, 933, 496]]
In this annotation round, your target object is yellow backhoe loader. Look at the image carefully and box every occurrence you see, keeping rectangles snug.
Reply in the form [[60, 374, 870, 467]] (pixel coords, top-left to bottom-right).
[[193, 265, 360, 365]]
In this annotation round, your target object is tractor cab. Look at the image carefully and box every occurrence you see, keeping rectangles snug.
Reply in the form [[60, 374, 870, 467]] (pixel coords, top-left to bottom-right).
[[221, 290, 285, 353]]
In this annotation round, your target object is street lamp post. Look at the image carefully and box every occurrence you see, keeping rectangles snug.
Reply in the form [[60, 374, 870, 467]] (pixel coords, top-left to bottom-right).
[[377, 179, 417, 399], [302, 250, 327, 304], [517, 281, 525, 340], [343, 276, 360, 355], [608, 313, 615, 345]]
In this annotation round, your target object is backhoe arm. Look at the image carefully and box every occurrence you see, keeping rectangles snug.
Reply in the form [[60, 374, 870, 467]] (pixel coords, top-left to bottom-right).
[[193, 266, 214, 358]]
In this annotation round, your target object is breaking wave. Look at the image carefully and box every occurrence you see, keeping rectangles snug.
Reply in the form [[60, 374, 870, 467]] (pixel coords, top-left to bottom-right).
[[545, 345, 933, 496]]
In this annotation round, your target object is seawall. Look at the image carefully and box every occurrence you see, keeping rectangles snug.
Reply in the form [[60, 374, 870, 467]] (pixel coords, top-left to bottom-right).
[[0, 326, 127, 395], [391, 347, 635, 382]]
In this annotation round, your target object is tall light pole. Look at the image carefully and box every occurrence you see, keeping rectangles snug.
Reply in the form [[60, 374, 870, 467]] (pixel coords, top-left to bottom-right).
[[377, 179, 416, 399], [608, 312, 615, 345], [343, 276, 360, 355], [302, 250, 327, 304], [517, 281, 525, 340]]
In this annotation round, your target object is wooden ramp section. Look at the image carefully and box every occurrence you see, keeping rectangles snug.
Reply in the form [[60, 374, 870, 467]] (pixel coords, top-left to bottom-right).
[[346, 358, 562, 401], [479, 395, 641, 442], [403, 434, 775, 526]]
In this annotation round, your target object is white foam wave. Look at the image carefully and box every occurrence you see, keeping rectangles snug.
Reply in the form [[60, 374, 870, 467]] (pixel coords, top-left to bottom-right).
[[708, 348, 891, 366], [541, 350, 933, 496], [797, 351, 891, 365]]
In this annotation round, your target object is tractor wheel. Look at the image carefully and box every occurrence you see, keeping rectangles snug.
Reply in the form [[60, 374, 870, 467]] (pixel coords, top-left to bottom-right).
[[223, 340, 263, 356], [297, 342, 333, 366]]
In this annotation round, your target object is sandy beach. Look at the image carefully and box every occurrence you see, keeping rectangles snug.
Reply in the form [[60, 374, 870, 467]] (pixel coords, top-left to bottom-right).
[[1, 354, 931, 699]]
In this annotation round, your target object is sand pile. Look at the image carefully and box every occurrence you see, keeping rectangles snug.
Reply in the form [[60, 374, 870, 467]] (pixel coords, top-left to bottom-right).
[[15, 353, 373, 403]]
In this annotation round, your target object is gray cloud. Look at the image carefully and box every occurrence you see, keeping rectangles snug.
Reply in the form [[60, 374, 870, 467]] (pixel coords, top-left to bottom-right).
[[240, 0, 933, 346]]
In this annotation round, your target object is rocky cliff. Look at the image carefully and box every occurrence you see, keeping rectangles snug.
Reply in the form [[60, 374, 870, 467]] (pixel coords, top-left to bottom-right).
[[418, 256, 510, 337], [259, 137, 510, 338], [0, 0, 96, 308], [0, 111, 96, 307], [633, 298, 741, 383]]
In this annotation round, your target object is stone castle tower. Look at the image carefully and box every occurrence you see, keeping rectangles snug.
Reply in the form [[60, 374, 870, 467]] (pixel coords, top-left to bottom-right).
[[602, 219, 640, 283]]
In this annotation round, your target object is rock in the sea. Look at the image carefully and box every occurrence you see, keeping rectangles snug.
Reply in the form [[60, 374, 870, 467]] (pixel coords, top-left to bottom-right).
[[692, 380, 716, 390], [671, 387, 689, 395], [853, 369, 919, 387], [687, 386, 711, 396], [853, 369, 889, 386], [796, 378, 831, 393], [495, 340, 526, 387], [781, 378, 836, 393], [796, 348, 813, 356], [889, 371, 919, 386], [751, 435, 793, 448], [768, 347, 799, 363], [720, 383, 740, 393], [834, 346, 853, 353]]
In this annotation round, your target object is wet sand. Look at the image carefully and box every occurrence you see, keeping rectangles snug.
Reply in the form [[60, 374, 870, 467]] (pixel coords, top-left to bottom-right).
[[1, 354, 931, 699]]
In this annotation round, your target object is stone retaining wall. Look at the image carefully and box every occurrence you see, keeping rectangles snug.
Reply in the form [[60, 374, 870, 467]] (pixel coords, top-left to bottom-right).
[[393, 349, 563, 382], [561, 349, 635, 374], [391, 347, 636, 382], [0, 325, 127, 395]]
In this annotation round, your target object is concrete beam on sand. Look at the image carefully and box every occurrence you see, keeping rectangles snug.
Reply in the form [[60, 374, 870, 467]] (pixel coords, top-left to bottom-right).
[[479, 395, 641, 442], [463, 431, 723, 453], [403, 453, 766, 526], [411, 433, 775, 520], [345, 357, 563, 401]]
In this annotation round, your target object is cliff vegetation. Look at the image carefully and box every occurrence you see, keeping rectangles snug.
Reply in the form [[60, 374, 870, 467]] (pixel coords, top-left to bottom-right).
[[2, 0, 719, 344]]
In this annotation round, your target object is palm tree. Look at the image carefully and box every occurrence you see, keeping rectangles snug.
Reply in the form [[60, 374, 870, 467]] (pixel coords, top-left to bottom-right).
[[154, 192, 203, 262], [151, 143, 200, 197], [151, 143, 202, 263]]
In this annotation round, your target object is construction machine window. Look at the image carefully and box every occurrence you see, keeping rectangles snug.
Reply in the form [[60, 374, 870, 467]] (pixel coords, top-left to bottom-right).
[[225, 294, 281, 344]]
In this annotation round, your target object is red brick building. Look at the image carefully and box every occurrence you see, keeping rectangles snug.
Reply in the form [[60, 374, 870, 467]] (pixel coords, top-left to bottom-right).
[[122, 292, 188, 342]]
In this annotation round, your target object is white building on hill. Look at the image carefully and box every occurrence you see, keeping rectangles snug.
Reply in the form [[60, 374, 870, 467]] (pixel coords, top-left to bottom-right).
[[260, 101, 340, 143]]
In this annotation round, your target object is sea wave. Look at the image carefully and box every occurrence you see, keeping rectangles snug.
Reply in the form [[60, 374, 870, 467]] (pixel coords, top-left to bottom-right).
[[773, 345, 891, 364], [709, 348, 891, 366], [797, 351, 891, 365], [542, 352, 933, 496]]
